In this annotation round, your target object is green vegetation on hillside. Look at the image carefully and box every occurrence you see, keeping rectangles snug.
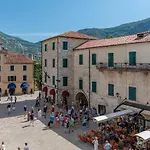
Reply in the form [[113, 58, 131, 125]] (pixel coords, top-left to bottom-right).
[[78, 18, 150, 38]]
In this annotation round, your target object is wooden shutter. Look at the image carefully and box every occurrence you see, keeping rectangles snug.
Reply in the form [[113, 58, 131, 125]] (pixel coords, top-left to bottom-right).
[[79, 54, 83, 65], [79, 79, 83, 89], [129, 87, 136, 101], [92, 54, 96, 65]]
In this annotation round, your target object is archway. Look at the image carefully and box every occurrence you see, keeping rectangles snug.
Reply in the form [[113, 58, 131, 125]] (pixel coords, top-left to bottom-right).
[[7, 83, 16, 95], [75, 92, 88, 108], [98, 105, 106, 115], [20, 82, 28, 94]]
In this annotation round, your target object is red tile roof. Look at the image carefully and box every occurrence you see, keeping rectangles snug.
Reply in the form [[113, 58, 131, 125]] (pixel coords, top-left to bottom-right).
[[4, 52, 33, 64], [42, 31, 97, 42], [75, 32, 150, 50]]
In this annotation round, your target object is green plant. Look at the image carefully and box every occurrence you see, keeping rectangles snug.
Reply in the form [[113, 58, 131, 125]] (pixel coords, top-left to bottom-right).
[[4, 89, 8, 96]]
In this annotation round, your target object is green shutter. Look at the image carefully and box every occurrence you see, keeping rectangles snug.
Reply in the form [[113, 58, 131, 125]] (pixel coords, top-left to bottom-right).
[[63, 59, 68, 68], [52, 42, 55, 50], [79, 54, 83, 65], [8, 76, 10, 81], [53, 59, 55, 67], [79, 79, 83, 89], [108, 53, 114, 67], [92, 54, 96, 65], [129, 52, 136, 66], [63, 41, 68, 50], [52, 76, 55, 85], [129, 87, 136, 101], [63, 77, 68, 86], [92, 82, 96, 92], [108, 84, 114, 96]]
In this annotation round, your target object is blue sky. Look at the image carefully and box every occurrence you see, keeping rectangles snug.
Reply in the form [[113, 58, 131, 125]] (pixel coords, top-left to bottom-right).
[[0, 0, 150, 42]]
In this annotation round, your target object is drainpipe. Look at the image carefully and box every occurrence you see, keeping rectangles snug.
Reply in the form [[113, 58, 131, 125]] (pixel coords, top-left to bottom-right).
[[89, 49, 91, 109], [56, 37, 59, 105]]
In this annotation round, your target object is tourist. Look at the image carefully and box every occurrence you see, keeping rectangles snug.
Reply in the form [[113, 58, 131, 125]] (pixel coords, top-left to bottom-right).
[[7, 93, 10, 101], [104, 140, 112, 150], [48, 114, 54, 128], [15, 96, 17, 103], [1, 142, 5, 150], [12, 103, 16, 111], [24, 105, 27, 118], [92, 137, 98, 150], [82, 117, 87, 127], [24, 143, 29, 150], [43, 104, 47, 118], [38, 109, 42, 119], [51, 105, 55, 116], [7, 103, 11, 116], [30, 111, 34, 127]]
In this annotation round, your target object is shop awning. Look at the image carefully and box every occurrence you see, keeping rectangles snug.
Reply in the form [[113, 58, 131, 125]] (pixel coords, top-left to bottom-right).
[[20, 82, 28, 88], [7, 83, 16, 89], [49, 89, 55, 95], [62, 90, 69, 97], [134, 130, 150, 142], [42, 86, 48, 92], [93, 109, 133, 123]]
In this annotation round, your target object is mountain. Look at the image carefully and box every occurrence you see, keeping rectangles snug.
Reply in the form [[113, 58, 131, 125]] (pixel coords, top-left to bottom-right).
[[78, 18, 150, 38], [0, 31, 41, 55]]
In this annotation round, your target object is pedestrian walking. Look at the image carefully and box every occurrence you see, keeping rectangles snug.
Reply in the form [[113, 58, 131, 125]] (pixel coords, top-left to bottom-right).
[[24, 143, 29, 150], [92, 137, 99, 150], [43, 104, 47, 118], [7, 93, 10, 101], [38, 109, 42, 119], [24, 105, 27, 118], [51, 105, 55, 116], [30, 111, 34, 127], [47, 115, 54, 128], [104, 140, 112, 150], [15, 96, 17, 103], [12, 103, 16, 111], [1, 142, 5, 150], [7, 103, 11, 116]]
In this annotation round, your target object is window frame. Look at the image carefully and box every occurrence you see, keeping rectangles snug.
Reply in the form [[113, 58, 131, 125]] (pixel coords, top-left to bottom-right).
[[23, 75, 27, 81], [52, 76, 55, 85], [92, 53, 97, 65], [108, 84, 114, 96], [128, 86, 136, 101], [79, 54, 83, 65], [23, 65, 27, 71], [52, 42, 55, 50], [63, 58, 68, 68], [52, 59, 55, 68], [44, 44, 47, 51], [63, 76, 68, 86], [79, 79, 83, 89], [92, 81, 97, 93], [63, 41, 68, 50], [10, 65, 14, 71]]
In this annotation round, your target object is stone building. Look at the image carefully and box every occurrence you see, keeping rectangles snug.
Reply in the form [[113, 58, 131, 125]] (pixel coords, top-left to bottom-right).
[[41, 31, 97, 105], [0, 48, 34, 95]]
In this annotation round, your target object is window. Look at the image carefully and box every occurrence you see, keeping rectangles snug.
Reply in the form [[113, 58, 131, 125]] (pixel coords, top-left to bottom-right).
[[108, 53, 114, 67], [10, 65, 14, 71], [108, 84, 114, 96], [23, 65, 27, 71], [52, 59, 55, 68], [0, 55, 1, 60], [23, 75, 27, 81], [52, 76, 55, 85], [44, 72, 47, 83], [129, 52, 136, 66], [63, 59, 68, 68], [92, 54, 96, 65], [8, 76, 16, 81], [92, 81, 97, 92], [79, 79, 83, 89], [63, 41, 68, 50], [52, 42, 55, 50], [44, 59, 47, 67], [63, 77, 68, 86], [45, 44, 47, 51], [129, 87, 136, 101], [0, 66, 1, 71], [79, 54, 83, 65]]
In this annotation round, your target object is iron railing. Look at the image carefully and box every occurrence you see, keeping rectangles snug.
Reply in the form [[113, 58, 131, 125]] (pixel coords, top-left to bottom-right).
[[96, 62, 150, 71]]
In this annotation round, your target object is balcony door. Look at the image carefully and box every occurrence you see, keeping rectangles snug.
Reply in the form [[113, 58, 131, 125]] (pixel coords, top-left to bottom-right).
[[108, 53, 114, 67], [129, 52, 136, 66]]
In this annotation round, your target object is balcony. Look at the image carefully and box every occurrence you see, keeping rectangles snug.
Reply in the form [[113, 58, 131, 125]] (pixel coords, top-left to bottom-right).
[[96, 62, 150, 72]]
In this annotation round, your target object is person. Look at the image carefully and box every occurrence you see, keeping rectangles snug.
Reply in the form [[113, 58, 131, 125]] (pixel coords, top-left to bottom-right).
[[43, 104, 47, 118], [15, 96, 17, 103], [1, 142, 5, 150], [92, 137, 98, 150], [7, 103, 11, 116], [51, 105, 55, 116], [12, 103, 16, 111], [30, 111, 34, 127], [38, 109, 42, 119], [24, 143, 29, 150], [10, 96, 13, 103], [48, 115, 54, 128], [24, 105, 27, 118], [104, 140, 112, 150], [7, 93, 10, 101]]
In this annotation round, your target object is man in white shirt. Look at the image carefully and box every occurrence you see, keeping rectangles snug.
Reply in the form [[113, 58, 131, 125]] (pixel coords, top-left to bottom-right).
[[1, 142, 5, 150], [24, 143, 29, 150], [104, 140, 112, 150]]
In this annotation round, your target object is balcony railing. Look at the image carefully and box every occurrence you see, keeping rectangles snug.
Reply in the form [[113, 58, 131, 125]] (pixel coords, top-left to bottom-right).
[[96, 62, 150, 72]]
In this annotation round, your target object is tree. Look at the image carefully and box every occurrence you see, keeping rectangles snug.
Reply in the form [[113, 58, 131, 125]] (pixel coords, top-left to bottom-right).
[[34, 60, 42, 90]]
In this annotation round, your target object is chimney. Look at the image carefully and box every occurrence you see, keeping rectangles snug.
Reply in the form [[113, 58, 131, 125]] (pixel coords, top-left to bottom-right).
[[137, 31, 150, 38]]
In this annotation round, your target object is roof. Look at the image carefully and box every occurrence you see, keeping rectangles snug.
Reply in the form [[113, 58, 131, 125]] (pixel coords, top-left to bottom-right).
[[42, 31, 97, 42], [93, 109, 133, 123], [75, 32, 150, 50], [134, 130, 150, 142], [4, 52, 33, 64]]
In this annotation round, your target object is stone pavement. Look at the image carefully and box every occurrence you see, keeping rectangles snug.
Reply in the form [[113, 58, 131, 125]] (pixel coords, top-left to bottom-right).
[[0, 92, 96, 150]]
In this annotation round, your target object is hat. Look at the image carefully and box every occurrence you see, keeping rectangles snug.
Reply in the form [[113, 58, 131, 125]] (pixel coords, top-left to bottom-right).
[[105, 140, 108, 143], [95, 137, 98, 140]]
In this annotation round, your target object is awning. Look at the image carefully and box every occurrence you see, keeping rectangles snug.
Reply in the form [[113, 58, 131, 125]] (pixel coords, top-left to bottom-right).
[[42, 86, 48, 92], [7, 83, 16, 89], [20, 82, 28, 88], [49, 89, 55, 95], [134, 130, 150, 142], [93, 109, 133, 123], [62, 90, 69, 97]]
